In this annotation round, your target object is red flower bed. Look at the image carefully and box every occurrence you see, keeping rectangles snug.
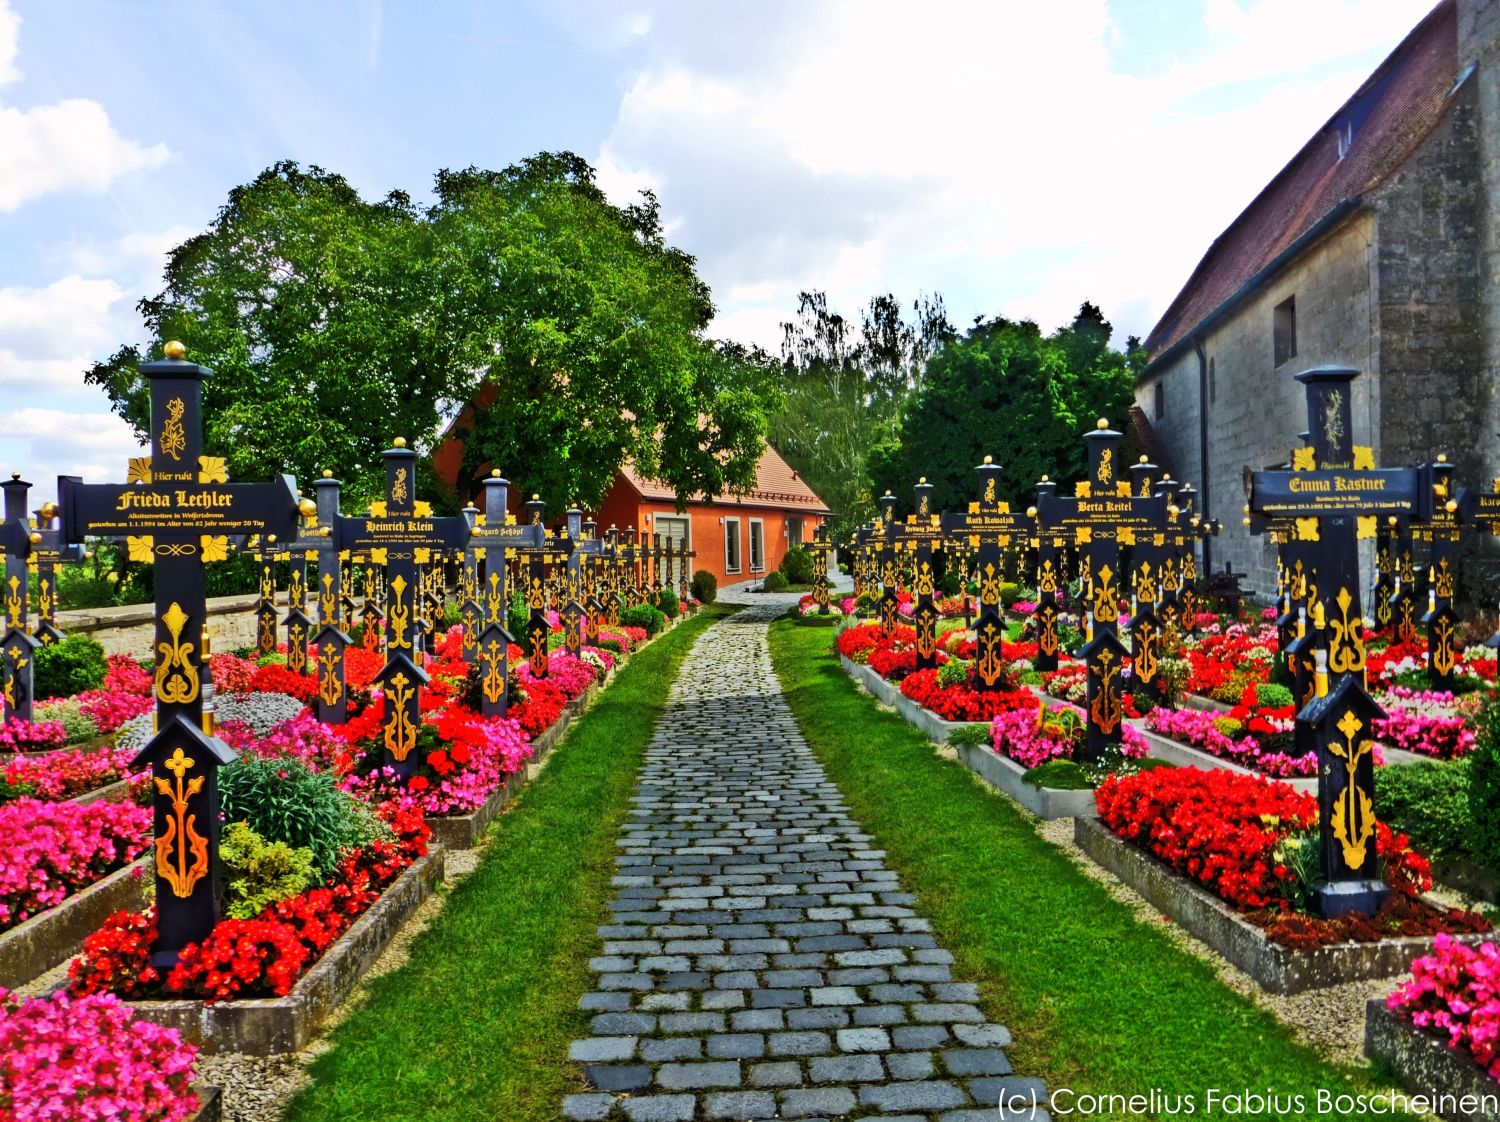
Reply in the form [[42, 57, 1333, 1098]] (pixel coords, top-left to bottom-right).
[[69, 806, 430, 1002], [1096, 766, 1314, 910], [899, 670, 1038, 723], [248, 663, 319, 703], [509, 679, 567, 739]]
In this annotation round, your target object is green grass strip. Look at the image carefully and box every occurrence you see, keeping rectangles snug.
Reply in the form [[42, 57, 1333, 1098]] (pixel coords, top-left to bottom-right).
[[283, 603, 737, 1122], [769, 616, 1417, 1122]]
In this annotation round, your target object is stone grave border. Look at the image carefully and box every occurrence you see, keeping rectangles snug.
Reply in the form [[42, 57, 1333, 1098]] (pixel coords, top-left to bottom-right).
[[1365, 1000, 1500, 1122], [0, 855, 150, 990], [1075, 816, 1492, 994], [126, 848, 445, 1054]]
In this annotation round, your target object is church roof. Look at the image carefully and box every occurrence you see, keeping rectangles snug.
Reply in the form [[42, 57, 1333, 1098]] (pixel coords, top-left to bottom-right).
[[619, 444, 831, 514], [1144, 0, 1460, 369]]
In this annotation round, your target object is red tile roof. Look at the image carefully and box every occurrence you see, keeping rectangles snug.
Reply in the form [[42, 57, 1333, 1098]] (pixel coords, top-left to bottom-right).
[[1145, 0, 1459, 367], [621, 444, 831, 513]]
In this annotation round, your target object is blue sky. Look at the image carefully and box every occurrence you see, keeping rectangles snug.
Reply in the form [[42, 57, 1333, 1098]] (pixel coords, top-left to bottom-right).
[[0, 0, 1432, 488]]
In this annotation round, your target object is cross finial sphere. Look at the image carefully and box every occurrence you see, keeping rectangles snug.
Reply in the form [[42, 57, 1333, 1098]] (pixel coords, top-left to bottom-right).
[[1096, 418, 1108, 429], [983, 455, 992, 465], [163, 340, 187, 360], [393, 437, 407, 448]]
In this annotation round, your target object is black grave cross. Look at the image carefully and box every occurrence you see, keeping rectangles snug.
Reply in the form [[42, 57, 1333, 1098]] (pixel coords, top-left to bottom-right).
[[806, 523, 834, 615], [57, 342, 303, 964], [518, 496, 554, 678], [872, 493, 901, 636], [309, 472, 353, 724], [940, 458, 1033, 689], [1246, 367, 1440, 917], [1035, 421, 1171, 762], [8, 487, 84, 648], [1027, 477, 1066, 674], [882, 480, 945, 669], [560, 509, 603, 655], [1, 474, 49, 721], [466, 472, 537, 716], [332, 439, 470, 779]]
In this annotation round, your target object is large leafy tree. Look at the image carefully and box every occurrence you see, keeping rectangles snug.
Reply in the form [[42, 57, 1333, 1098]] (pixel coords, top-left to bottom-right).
[[770, 291, 952, 542], [85, 155, 778, 512], [868, 303, 1144, 515]]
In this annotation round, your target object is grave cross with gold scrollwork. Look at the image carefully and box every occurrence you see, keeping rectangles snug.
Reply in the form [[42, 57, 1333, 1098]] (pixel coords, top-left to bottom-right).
[[879, 480, 945, 669], [939, 457, 1033, 690], [56, 343, 304, 964], [1246, 366, 1443, 917], [1034, 420, 1173, 763], [331, 439, 470, 779]]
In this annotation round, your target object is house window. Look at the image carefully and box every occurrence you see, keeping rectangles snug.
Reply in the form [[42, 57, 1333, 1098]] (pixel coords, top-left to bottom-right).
[[1154, 380, 1166, 420], [787, 516, 804, 547], [1208, 357, 1216, 403], [749, 518, 766, 573], [724, 518, 741, 574], [1274, 297, 1297, 367], [658, 516, 689, 588]]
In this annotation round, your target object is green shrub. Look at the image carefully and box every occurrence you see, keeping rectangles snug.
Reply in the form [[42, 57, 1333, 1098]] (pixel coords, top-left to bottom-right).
[[619, 604, 666, 636], [1375, 758, 1473, 865], [1253, 682, 1295, 709], [220, 822, 320, 919], [507, 590, 529, 642], [1024, 759, 1092, 790], [763, 571, 790, 592], [691, 570, 717, 604], [946, 724, 991, 748], [219, 756, 386, 875], [32, 634, 108, 700], [779, 547, 814, 585], [1470, 700, 1500, 872], [658, 588, 680, 619], [55, 564, 117, 610], [256, 651, 287, 667], [937, 659, 971, 688], [999, 582, 1023, 609], [31, 697, 99, 743]]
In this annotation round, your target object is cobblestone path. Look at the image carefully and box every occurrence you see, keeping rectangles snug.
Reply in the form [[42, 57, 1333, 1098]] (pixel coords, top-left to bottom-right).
[[564, 603, 1048, 1121]]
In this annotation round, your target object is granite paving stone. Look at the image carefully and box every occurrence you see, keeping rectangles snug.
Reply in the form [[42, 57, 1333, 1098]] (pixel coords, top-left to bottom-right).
[[560, 601, 1045, 1119]]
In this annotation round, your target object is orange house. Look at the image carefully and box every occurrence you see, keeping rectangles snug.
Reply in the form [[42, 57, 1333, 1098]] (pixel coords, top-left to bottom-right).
[[430, 388, 830, 589], [594, 450, 830, 590]]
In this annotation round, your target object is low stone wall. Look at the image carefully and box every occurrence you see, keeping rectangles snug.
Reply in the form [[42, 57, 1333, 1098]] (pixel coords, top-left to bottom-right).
[[955, 742, 1098, 820], [1365, 1001, 1500, 1122], [0, 857, 150, 989], [57, 595, 260, 656], [1076, 817, 1493, 994]]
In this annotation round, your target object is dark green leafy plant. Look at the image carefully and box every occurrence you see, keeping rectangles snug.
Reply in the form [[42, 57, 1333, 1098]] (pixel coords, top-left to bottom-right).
[[779, 547, 814, 585], [1469, 700, 1500, 872], [657, 588, 680, 620], [691, 570, 717, 603], [508, 591, 528, 645], [219, 757, 386, 875], [32, 634, 108, 700], [945, 724, 991, 748], [220, 821, 320, 919], [1024, 759, 1092, 790], [1375, 758, 1473, 865], [619, 605, 666, 636], [763, 571, 789, 592]]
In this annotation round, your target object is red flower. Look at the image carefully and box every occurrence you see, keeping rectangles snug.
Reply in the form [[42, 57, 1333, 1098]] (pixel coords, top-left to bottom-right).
[[408, 775, 430, 791]]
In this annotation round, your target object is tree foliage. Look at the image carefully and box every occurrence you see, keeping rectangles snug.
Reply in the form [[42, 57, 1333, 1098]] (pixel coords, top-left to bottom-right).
[[770, 291, 952, 541], [84, 155, 779, 512], [868, 304, 1144, 515]]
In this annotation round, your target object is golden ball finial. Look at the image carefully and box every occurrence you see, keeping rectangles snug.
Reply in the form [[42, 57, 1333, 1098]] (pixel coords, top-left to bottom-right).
[[297, 498, 317, 518], [1040, 475, 1050, 483], [8, 472, 18, 480], [532, 493, 540, 501], [28, 531, 41, 544], [918, 476, 927, 485], [491, 469, 501, 478], [163, 340, 187, 360], [392, 437, 407, 448], [1027, 506, 1038, 518], [1139, 455, 1148, 463], [883, 490, 892, 498], [1096, 418, 1108, 429], [1447, 499, 1458, 513], [1438, 453, 1448, 463], [982, 455, 993, 465], [322, 469, 333, 479]]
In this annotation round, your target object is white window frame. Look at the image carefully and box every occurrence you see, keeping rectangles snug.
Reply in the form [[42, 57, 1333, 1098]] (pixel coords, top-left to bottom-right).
[[749, 518, 766, 573], [658, 516, 691, 587], [724, 517, 742, 574]]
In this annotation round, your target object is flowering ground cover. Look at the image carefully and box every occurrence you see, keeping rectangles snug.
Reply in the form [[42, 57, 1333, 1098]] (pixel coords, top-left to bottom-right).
[[1095, 766, 1489, 947], [1387, 935, 1500, 1081], [991, 701, 1148, 770], [0, 798, 151, 930], [1180, 623, 1278, 703], [1373, 688, 1480, 760], [0, 988, 200, 1122], [1142, 685, 1319, 778]]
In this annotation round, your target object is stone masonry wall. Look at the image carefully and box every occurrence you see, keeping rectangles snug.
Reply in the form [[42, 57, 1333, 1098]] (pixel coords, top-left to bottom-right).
[[1136, 213, 1378, 599], [56, 595, 260, 657]]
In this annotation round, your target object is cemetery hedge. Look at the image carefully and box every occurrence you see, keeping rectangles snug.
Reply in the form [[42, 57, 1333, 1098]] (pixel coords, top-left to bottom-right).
[[690, 568, 717, 603]]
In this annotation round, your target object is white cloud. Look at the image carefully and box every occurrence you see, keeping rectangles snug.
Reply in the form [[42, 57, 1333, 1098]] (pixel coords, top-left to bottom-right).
[[0, 0, 168, 212], [581, 0, 1425, 348], [0, 407, 145, 491]]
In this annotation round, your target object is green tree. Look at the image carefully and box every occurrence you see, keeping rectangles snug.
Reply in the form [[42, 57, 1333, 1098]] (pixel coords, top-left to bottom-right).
[[868, 303, 1143, 514], [770, 290, 952, 542], [84, 155, 778, 513]]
